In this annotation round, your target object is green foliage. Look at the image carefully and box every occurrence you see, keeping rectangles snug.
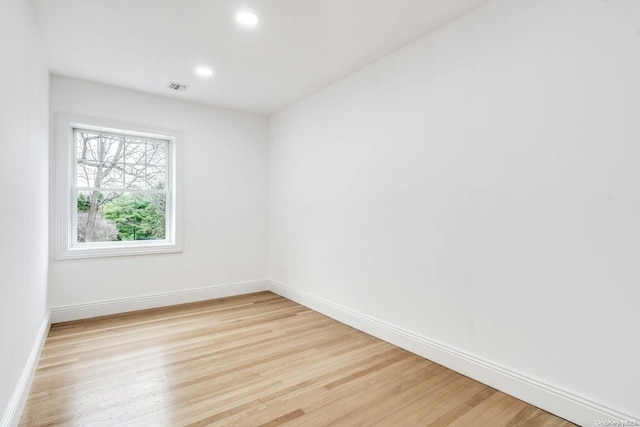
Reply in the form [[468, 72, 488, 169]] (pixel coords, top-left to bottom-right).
[[77, 193, 91, 212], [101, 193, 166, 241], [77, 191, 166, 242], [77, 192, 109, 212]]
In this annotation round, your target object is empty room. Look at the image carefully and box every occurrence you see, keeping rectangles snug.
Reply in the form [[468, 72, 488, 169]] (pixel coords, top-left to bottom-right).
[[1, 0, 639, 425]]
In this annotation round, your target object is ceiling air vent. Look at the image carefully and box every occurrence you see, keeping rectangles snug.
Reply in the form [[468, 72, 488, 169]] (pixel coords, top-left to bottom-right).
[[167, 82, 188, 92]]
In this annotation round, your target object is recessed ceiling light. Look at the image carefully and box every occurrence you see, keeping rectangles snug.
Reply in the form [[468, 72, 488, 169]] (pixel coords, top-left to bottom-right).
[[236, 11, 259, 27], [195, 66, 214, 78]]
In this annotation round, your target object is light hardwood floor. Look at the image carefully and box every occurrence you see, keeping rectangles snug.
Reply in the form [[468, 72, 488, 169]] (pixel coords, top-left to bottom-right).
[[21, 292, 576, 426]]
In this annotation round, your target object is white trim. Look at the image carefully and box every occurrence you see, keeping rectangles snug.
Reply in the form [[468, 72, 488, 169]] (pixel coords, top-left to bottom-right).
[[1, 314, 51, 427], [60, 240, 182, 260], [54, 113, 184, 260], [50, 280, 270, 323], [267, 280, 639, 427]]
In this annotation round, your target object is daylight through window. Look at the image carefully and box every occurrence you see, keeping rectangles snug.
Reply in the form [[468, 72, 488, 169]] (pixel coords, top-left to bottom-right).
[[74, 129, 169, 244]]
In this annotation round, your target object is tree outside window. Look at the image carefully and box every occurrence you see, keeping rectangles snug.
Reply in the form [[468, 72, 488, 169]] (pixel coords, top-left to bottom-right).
[[74, 130, 168, 244]]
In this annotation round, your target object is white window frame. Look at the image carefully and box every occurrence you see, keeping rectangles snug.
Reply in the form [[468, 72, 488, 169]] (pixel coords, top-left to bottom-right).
[[55, 113, 183, 259]]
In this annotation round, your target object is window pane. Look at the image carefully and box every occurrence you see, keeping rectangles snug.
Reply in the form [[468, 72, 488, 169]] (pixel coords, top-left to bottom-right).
[[76, 132, 99, 187], [76, 160, 96, 188], [123, 163, 147, 190], [76, 190, 166, 243], [75, 131, 126, 189], [76, 190, 119, 242], [100, 135, 125, 164], [146, 167, 165, 189], [146, 141, 166, 167], [77, 160, 125, 189], [124, 139, 146, 165], [76, 132, 99, 162]]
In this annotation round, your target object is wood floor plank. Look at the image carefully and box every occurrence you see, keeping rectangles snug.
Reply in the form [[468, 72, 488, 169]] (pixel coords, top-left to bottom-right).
[[20, 292, 576, 427]]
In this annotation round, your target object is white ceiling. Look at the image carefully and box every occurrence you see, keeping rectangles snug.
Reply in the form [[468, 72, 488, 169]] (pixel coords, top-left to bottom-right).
[[32, 0, 491, 115]]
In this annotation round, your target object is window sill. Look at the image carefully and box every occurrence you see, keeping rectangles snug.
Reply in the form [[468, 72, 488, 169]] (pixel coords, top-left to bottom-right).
[[56, 241, 182, 260]]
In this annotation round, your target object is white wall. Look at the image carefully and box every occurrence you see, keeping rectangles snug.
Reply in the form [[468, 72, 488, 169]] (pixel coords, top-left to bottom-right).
[[49, 76, 269, 309], [0, 0, 50, 422], [269, 0, 640, 421]]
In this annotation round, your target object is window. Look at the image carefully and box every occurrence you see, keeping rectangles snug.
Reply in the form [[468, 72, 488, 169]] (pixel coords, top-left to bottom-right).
[[56, 114, 182, 259]]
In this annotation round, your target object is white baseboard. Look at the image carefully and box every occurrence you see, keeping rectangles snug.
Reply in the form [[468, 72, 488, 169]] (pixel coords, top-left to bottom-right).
[[268, 280, 638, 427], [1, 313, 51, 427], [51, 280, 270, 323]]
